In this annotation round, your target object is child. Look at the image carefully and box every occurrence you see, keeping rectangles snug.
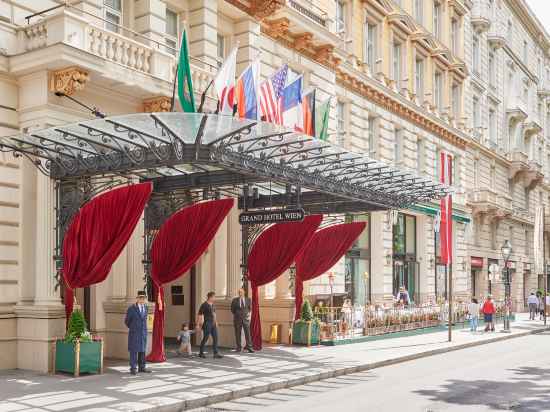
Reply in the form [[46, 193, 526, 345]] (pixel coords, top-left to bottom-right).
[[176, 323, 194, 357]]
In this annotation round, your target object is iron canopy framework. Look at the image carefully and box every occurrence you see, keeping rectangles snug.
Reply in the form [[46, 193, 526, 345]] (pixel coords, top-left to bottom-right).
[[0, 113, 448, 290]]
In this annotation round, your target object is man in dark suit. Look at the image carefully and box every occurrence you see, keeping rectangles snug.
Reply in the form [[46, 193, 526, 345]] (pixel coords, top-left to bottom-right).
[[124, 291, 151, 375], [230, 288, 254, 353]]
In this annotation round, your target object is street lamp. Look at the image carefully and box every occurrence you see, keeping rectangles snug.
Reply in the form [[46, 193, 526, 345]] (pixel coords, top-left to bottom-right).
[[501, 240, 512, 332], [363, 271, 369, 307], [328, 271, 335, 308]]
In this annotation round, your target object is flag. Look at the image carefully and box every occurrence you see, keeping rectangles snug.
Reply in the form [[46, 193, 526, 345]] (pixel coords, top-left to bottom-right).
[[439, 152, 453, 265], [214, 46, 237, 115], [236, 59, 260, 120], [259, 64, 288, 124], [281, 75, 303, 131], [534, 205, 544, 275], [177, 30, 195, 113], [315, 98, 330, 140], [302, 89, 316, 137]]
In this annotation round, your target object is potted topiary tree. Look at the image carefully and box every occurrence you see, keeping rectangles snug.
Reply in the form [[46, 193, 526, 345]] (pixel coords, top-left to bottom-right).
[[54, 309, 103, 376], [292, 299, 321, 346]]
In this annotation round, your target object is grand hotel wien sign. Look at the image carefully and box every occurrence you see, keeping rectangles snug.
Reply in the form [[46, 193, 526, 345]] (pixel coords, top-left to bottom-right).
[[239, 208, 305, 225]]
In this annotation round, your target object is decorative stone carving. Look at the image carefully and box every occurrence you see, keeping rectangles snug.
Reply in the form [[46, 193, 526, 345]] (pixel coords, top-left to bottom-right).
[[264, 18, 290, 38], [49, 67, 89, 96], [143, 96, 171, 113], [293, 33, 313, 52], [250, 0, 285, 20]]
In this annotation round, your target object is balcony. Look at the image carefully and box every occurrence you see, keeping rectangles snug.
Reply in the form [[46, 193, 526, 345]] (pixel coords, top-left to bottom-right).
[[470, 2, 491, 33], [257, 0, 341, 67], [525, 159, 544, 189], [467, 189, 512, 220], [10, 9, 217, 108], [507, 149, 529, 180]]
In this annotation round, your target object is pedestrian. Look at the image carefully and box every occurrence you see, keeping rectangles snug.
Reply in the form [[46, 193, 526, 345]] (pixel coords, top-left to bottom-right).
[[481, 295, 496, 332], [527, 292, 539, 320], [230, 288, 254, 353], [124, 290, 151, 375], [176, 322, 194, 357], [539, 294, 545, 320], [468, 298, 480, 332], [396, 286, 410, 306], [197, 291, 223, 359]]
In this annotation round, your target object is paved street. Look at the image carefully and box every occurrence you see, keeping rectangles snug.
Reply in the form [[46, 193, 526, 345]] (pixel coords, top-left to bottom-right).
[[0, 314, 546, 411], [198, 331, 550, 412]]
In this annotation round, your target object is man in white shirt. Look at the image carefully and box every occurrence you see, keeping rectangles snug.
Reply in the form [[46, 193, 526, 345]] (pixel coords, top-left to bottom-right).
[[527, 292, 539, 320]]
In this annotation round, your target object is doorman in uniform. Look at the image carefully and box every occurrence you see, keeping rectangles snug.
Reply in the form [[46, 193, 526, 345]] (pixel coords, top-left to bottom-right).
[[125, 291, 151, 375]]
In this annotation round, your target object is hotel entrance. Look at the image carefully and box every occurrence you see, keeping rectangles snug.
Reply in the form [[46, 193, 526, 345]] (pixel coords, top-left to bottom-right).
[[393, 213, 419, 303]]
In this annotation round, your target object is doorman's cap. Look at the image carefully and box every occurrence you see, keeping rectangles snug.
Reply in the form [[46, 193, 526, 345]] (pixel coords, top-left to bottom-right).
[[137, 290, 146, 298]]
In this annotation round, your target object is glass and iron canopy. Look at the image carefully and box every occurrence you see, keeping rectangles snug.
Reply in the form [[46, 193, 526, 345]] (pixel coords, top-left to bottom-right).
[[0, 113, 448, 213]]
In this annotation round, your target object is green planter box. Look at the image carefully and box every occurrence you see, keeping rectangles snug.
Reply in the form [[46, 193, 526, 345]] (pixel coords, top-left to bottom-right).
[[292, 321, 320, 346], [54, 339, 103, 376]]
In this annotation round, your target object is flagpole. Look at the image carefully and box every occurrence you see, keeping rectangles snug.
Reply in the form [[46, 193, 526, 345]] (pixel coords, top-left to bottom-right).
[[170, 63, 178, 112], [197, 78, 214, 113]]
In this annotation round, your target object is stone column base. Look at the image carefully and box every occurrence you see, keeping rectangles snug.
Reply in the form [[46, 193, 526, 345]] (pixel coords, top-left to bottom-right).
[[259, 299, 295, 345], [14, 304, 65, 373]]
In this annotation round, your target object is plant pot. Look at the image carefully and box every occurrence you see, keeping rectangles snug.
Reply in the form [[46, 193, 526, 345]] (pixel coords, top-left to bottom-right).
[[54, 339, 103, 376], [292, 321, 321, 346]]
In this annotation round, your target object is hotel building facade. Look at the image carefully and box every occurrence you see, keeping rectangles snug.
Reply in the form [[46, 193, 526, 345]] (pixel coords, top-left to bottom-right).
[[0, 0, 547, 371]]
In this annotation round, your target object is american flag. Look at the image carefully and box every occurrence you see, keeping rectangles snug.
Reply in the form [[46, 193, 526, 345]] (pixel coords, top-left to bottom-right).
[[259, 64, 288, 124]]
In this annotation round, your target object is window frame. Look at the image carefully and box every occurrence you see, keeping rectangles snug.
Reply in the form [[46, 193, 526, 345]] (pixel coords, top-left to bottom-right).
[[433, 1, 441, 40], [104, 0, 122, 33], [364, 19, 377, 68], [165, 8, 179, 56]]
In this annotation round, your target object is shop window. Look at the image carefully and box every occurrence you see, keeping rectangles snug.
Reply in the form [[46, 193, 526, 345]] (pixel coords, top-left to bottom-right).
[[393, 213, 418, 301]]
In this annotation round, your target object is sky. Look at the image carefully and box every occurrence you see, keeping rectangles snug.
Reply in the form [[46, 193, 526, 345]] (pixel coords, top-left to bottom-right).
[[525, 0, 550, 34]]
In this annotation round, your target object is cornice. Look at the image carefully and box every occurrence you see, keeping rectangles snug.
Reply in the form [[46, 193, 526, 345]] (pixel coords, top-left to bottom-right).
[[335, 65, 468, 150]]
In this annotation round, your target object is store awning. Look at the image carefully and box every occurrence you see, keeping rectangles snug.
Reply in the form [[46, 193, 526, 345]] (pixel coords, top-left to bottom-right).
[[0, 113, 448, 211]]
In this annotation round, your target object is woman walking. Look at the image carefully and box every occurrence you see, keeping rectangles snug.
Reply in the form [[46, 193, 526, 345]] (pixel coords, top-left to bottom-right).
[[468, 298, 480, 332], [482, 295, 496, 332]]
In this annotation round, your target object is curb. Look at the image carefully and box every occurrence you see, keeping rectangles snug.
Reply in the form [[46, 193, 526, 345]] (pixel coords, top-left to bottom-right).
[[153, 326, 549, 411]]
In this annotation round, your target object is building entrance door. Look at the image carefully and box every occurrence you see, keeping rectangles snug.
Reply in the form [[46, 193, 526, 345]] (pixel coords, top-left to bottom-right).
[[393, 260, 420, 303]]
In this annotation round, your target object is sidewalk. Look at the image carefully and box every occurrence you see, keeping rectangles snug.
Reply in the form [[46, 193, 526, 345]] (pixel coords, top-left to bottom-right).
[[0, 313, 547, 412]]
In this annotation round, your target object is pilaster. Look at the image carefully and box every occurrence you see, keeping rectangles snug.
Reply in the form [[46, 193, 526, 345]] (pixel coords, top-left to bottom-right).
[[134, 0, 166, 46], [226, 207, 242, 298], [188, 0, 218, 68], [234, 18, 261, 74]]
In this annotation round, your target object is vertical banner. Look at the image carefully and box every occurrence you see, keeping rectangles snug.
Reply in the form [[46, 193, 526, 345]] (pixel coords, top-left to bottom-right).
[[439, 152, 453, 265]]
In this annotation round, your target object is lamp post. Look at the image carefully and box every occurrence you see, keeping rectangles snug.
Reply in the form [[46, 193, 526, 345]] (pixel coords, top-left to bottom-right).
[[363, 271, 369, 307], [328, 271, 335, 308], [501, 240, 513, 332]]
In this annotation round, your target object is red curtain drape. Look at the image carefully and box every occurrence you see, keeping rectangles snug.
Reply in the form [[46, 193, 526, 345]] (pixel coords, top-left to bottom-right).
[[294, 222, 366, 320], [248, 215, 322, 350], [62, 182, 152, 322], [147, 198, 234, 362]]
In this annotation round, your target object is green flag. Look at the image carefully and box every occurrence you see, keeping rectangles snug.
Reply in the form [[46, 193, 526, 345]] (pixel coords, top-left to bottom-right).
[[177, 31, 195, 113], [315, 98, 330, 140]]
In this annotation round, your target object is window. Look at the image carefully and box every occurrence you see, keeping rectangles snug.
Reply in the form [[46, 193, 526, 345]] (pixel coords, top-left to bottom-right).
[[415, 58, 424, 100], [104, 0, 122, 33], [523, 40, 528, 63], [472, 34, 480, 74], [394, 127, 403, 164], [490, 164, 496, 189], [525, 187, 530, 211], [165, 9, 178, 56], [507, 20, 513, 43], [473, 158, 479, 188], [414, 0, 423, 25], [336, 101, 346, 144], [417, 138, 425, 173], [433, 2, 441, 40], [336, 0, 345, 33], [393, 43, 402, 86], [451, 83, 460, 118], [538, 57, 543, 82], [434, 70, 443, 111], [473, 95, 480, 129], [488, 51, 496, 87], [489, 108, 497, 145], [216, 34, 225, 68], [364, 20, 377, 68], [451, 19, 459, 55], [368, 115, 377, 158]]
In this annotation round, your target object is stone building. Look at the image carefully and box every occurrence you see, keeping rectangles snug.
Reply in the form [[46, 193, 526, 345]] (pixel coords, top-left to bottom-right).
[[0, 0, 546, 372], [463, 0, 550, 309]]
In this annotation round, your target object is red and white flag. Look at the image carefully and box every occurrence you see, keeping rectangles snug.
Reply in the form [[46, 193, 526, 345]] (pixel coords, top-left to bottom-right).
[[259, 64, 288, 124], [439, 152, 453, 265], [214, 46, 238, 115]]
